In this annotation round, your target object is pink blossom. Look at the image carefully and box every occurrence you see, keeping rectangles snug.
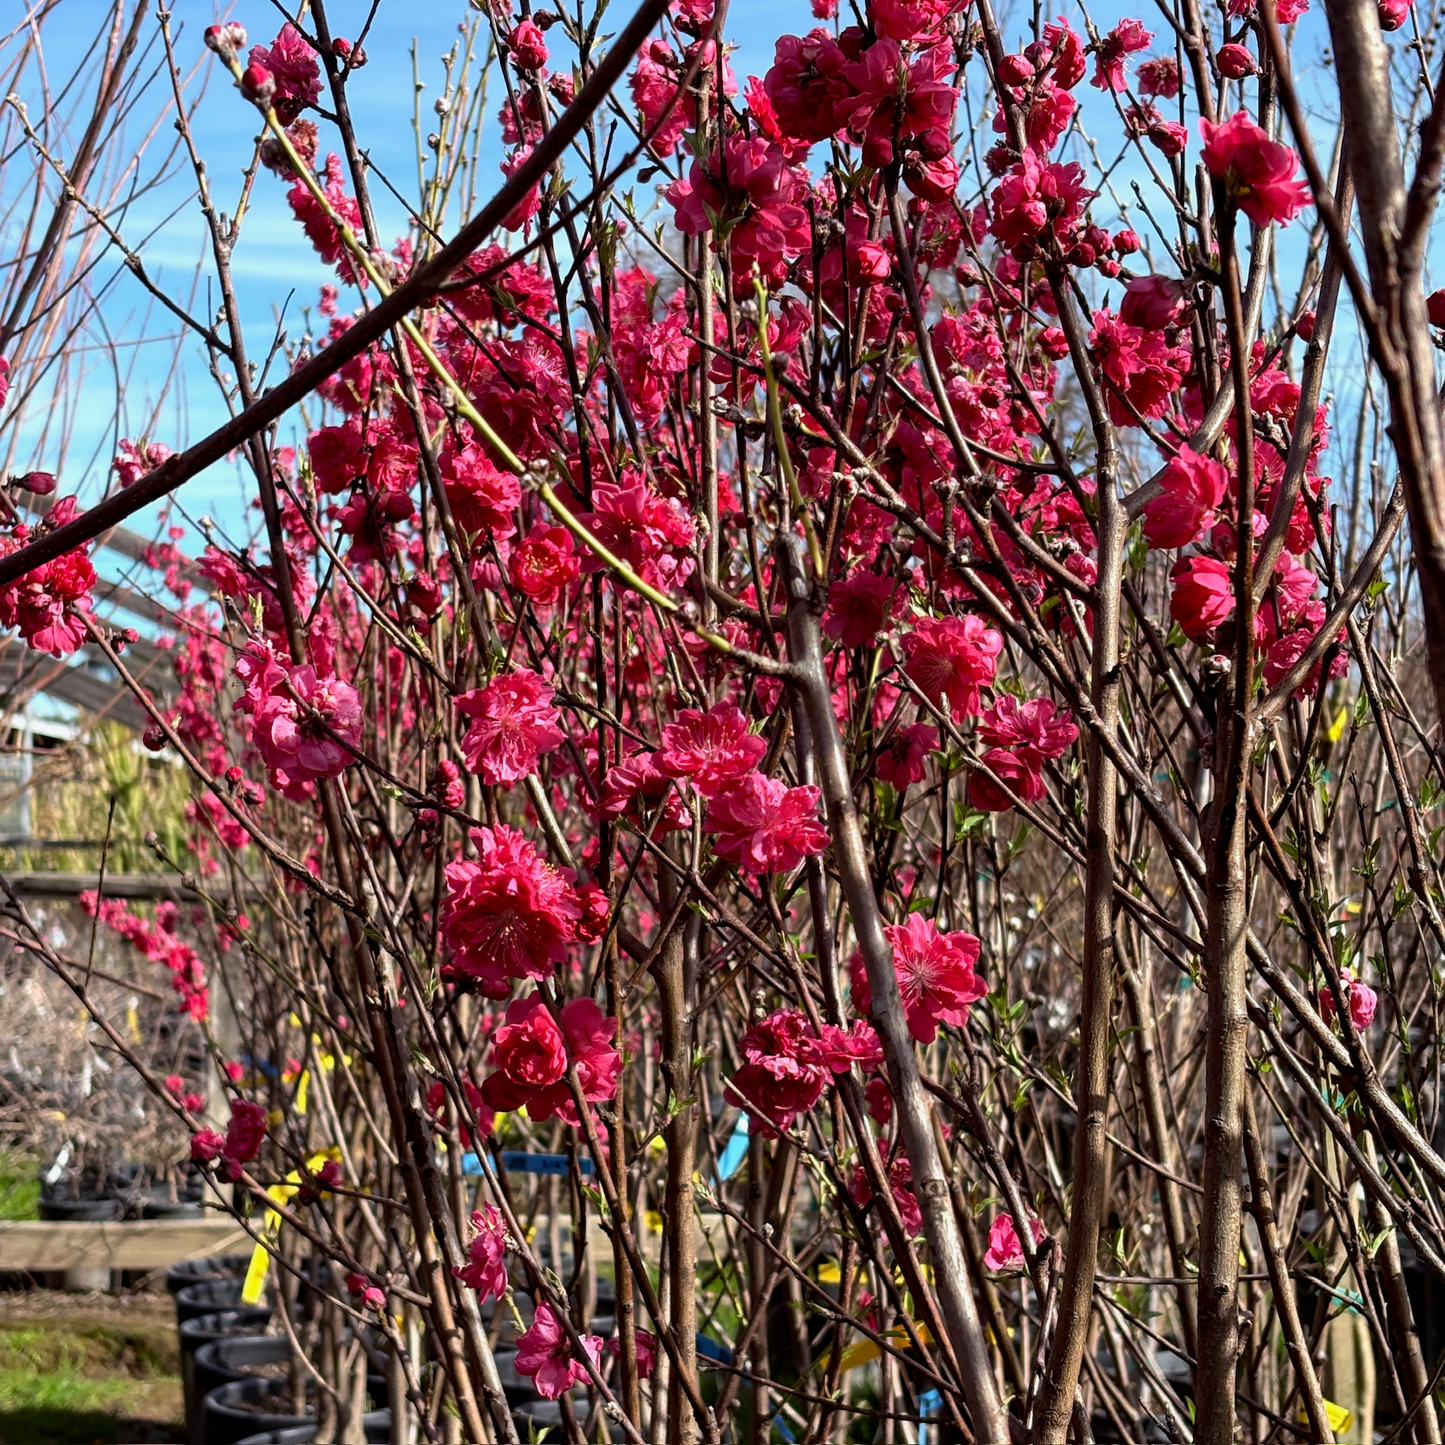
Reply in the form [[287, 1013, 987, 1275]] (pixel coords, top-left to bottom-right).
[[903, 614, 1003, 720], [1200, 112, 1312, 227], [1119, 274, 1187, 329], [1170, 555, 1235, 640], [515, 1301, 604, 1399], [456, 669, 565, 787], [850, 912, 986, 1043], [707, 772, 829, 874], [1091, 18, 1152, 91], [656, 700, 766, 797], [876, 722, 938, 789], [969, 696, 1077, 810], [632, 40, 692, 156], [224, 1099, 268, 1165], [768, 30, 843, 143], [441, 825, 580, 995], [459, 1205, 511, 1300], [249, 663, 362, 787], [871, 0, 964, 42], [726, 1007, 851, 1135], [1318, 970, 1378, 1031], [835, 39, 957, 170], [288, 154, 366, 285], [510, 524, 579, 602], [849, 1156, 922, 1235], [1215, 42, 1257, 77], [1089, 309, 1188, 423], [190, 1128, 225, 1163], [607, 1329, 657, 1379], [666, 135, 812, 286], [0, 545, 96, 657], [988, 152, 1093, 257], [984, 1212, 1046, 1270], [1136, 56, 1181, 97], [597, 749, 690, 835], [249, 24, 321, 125], [824, 570, 903, 647], [480, 994, 622, 1125], [113, 437, 173, 489], [577, 476, 696, 589], [1144, 445, 1231, 549], [443, 443, 522, 541], [507, 19, 548, 70]]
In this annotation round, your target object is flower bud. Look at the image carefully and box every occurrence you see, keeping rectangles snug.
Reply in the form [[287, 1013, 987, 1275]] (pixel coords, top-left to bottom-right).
[[997, 53, 1034, 85], [142, 723, 167, 752], [240, 61, 276, 105], [204, 22, 248, 55], [1215, 42, 1257, 78], [15, 471, 55, 495]]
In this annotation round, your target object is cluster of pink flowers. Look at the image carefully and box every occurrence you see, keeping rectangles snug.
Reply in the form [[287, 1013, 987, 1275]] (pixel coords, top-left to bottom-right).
[[983, 1211, 1047, 1271], [904, 615, 1004, 721], [515, 1302, 604, 1399], [849, 1155, 923, 1235], [190, 1097, 267, 1181], [478, 993, 622, 1126], [81, 894, 210, 1022], [1318, 970, 1378, 1032], [0, 496, 97, 657], [458, 1204, 510, 1300], [440, 825, 583, 996], [235, 644, 362, 797], [970, 695, 1078, 812], [727, 1008, 882, 1136]]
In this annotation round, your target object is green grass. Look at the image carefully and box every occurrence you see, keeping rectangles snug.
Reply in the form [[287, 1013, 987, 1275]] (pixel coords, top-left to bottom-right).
[[0, 1155, 38, 1223], [0, 1310, 183, 1444]]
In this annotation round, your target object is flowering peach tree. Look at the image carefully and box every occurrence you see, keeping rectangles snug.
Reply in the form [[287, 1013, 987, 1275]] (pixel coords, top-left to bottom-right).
[[5, 0, 1445, 1441]]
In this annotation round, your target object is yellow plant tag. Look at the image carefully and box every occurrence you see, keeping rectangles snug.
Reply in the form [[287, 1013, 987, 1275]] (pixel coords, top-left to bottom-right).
[[827, 1323, 935, 1374], [241, 1242, 271, 1305], [1298, 1398, 1351, 1436], [241, 1148, 341, 1305]]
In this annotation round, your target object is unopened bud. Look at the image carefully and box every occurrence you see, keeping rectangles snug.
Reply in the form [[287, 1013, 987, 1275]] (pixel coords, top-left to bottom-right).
[[240, 62, 276, 106], [15, 471, 55, 495], [142, 723, 167, 752], [204, 22, 248, 55]]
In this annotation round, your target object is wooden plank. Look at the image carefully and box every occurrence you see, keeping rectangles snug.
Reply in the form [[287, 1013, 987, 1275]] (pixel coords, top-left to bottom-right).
[[5, 871, 206, 900], [0, 1218, 248, 1271]]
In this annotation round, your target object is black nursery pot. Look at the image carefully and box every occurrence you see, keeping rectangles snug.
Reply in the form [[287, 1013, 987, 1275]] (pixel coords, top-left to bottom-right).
[[168, 1253, 253, 1296], [180, 1311, 273, 1445], [143, 1186, 204, 1219], [231, 1412, 391, 1445], [37, 1196, 120, 1221], [205, 1378, 390, 1445], [203, 1377, 311, 1445], [177, 1276, 254, 1323], [193, 1336, 294, 1419]]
